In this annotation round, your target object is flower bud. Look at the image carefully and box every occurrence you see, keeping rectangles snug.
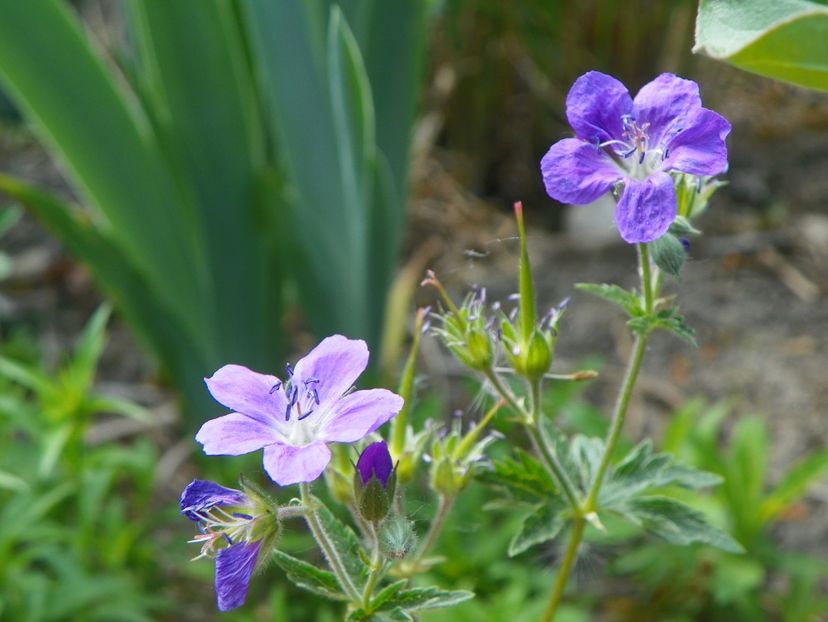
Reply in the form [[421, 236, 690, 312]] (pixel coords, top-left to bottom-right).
[[378, 515, 417, 559], [354, 441, 396, 522]]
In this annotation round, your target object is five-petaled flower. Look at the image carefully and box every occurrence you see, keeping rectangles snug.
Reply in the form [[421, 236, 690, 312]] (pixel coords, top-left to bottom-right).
[[541, 71, 730, 243], [196, 335, 404, 486], [180, 479, 277, 611]]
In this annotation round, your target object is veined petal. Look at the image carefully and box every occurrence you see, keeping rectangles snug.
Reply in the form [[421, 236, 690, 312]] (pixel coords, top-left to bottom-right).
[[566, 70, 632, 143], [615, 172, 677, 243], [541, 138, 622, 204], [205, 365, 285, 425], [215, 541, 262, 611], [662, 108, 731, 176], [196, 413, 279, 456], [180, 479, 248, 522], [263, 442, 332, 486], [293, 335, 368, 405], [633, 73, 701, 147], [318, 389, 403, 443]]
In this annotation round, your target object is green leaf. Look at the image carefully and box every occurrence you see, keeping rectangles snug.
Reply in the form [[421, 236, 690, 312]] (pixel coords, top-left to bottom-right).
[[649, 234, 686, 278], [369, 579, 408, 610], [628, 308, 697, 346], [315, 502, 368, 586], [272, 550, 348, 601], [760, 451, 828, 522], [508, 499, 568, 556], [476, 449, 558, 503], [569, 434, 604, 492], [694, 0, 828, 92], [375, 587, 474, 612], [711, 555, 765, 605], [575, 283, 642, 316], [619, 496, 744, 553]]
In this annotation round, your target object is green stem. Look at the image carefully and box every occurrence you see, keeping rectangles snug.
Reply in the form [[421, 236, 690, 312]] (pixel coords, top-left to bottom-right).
[[538, 242, 654, 621], [484, 368, 581, 511], [638, 243, 654, 313], [362, 521, 383, 610], [299, 483, 361, 602], [527, 378, 581, 511], [539, 518, 586, 622], [415, 493, 454, 563]]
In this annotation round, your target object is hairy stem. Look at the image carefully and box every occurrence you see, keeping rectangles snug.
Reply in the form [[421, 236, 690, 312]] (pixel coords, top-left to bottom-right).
[[539, 518, 586, 622], [299, 482, 361, 602], [539, 242, 654, 620], [415, 493, 454, 563], [362, 521, 383, 610], [485, 369, 580, 511]]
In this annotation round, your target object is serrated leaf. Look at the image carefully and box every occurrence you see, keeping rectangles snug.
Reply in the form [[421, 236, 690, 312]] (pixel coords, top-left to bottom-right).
[[272, 550, 348, 601], [315, 501, 368, 586], [650, 233, 686, 278], [576, 283, 643, 316], [508, 499, 568, 556], [476, 448, 557, 502], [694, 0, 828, 92], [375, 587, 474, 612], [569, 434, 604, 492], [370, 579, 408, 610], [658, 309, 697, 346], [619, 496, 744, 553]]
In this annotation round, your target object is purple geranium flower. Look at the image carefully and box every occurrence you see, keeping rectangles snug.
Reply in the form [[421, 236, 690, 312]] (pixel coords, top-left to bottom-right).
[[181, 479, 274, 611], [196, 335, 404, 486], [541, 71, 730, 243]]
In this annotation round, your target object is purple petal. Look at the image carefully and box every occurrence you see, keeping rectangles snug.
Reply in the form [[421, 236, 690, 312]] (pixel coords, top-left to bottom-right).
[[615, 172, 677, 243], [215, 540, 262, 611], [662, 108, 731, 176], [318, 388, 403, 443], [633, 73, 701, 147], [541, 138, 623, 204], [566, 71, 632, 144], [262, 442, 332, 486], [205, 365, 285, 425], [293, 335, 368, 406], [180, 479, 248, 522], [357, 441, 393, 486], [195, 413, 278, 456]]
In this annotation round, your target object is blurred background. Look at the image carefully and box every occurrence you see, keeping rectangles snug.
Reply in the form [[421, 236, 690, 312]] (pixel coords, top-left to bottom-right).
[[0, 1, 826, 620]]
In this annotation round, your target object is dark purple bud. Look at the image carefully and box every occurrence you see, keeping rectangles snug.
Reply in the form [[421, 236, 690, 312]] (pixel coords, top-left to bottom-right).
[[680, 237, 691, 253], [215, 541, 262, 611], [356, 441, 393, 487]]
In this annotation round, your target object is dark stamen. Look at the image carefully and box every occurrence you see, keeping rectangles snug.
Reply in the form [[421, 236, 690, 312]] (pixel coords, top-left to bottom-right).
[[223, 533, 233, 545], [297, 409, 314, 421], [269, 381, 281, 394], [285, 363, 294, 378], [232, 512, 253, 520]]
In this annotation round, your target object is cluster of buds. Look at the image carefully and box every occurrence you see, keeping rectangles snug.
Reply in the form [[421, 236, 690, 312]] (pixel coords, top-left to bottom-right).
[[424, 202, 564, 384], [428, 402, 502, 497]]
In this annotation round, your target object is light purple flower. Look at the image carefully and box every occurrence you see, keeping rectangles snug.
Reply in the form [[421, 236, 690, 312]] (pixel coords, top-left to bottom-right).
[[196, 335, 404, 486], [180, 480, 271, 611], [541, 71, 730, 243]]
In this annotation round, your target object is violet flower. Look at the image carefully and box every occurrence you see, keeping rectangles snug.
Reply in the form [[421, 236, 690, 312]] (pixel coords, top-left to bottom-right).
[[196, 335, 403, 486], [541, 71, 730, 243], [180, 479, 276, 611]]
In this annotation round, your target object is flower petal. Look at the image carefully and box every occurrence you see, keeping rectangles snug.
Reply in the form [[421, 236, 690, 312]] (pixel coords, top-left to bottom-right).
[[541, 138, 623, 205], [566, 70, 632, 144], [180, 479, 248, 522], [196, 413, 279, 456], [263, 442, 332, 486], [357, 441, 393, 486], [293, 335, 369, 405], [615, 172, 677, 243], [215, 540, 262, 611], [662, 108, 731, 176], [205, 365, 285, 425], [318, 389, 403, 443], [633, 73, 701, 147]]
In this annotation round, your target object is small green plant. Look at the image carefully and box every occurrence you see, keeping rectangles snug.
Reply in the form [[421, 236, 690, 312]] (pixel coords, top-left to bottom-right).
[[608, 400, 828, 622], [0, 306, 166, 621]]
